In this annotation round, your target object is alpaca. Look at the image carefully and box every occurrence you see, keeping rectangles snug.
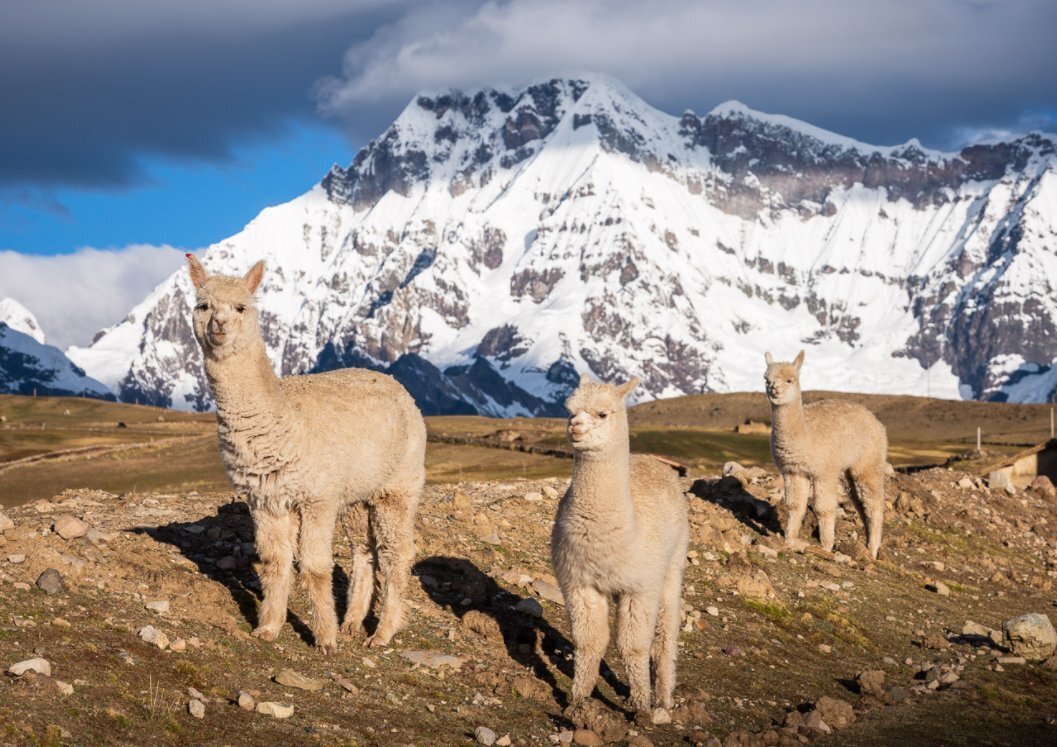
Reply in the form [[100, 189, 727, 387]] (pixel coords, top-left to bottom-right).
[[764, 350, 888, 559], [551, 374, 690, 722], [185, 255, 426, 651]]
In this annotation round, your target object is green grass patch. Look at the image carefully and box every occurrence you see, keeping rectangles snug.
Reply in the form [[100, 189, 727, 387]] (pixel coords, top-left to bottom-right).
[[743, 598, 794, 626]]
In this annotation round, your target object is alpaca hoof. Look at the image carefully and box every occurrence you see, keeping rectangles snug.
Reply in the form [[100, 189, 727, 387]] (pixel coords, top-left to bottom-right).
[[340, 621, 364, 639], [562, 702, 588, 728], [784, 538, 807, 553], [251, 626, 280, 642], [363, 631, 393, 648], [315, 640, 338, 655]]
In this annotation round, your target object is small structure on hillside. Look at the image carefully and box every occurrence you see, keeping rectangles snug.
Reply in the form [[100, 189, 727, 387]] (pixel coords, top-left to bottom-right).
[[734, 419, 771, 435], [989, 440, 1057, 488]]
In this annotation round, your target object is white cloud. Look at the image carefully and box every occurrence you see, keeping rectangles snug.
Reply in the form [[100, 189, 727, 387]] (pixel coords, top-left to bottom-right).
[[317, 0, 1057, 147], [0, 245, 190, 349]]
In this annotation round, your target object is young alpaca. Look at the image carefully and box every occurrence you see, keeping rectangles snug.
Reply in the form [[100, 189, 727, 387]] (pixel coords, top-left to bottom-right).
[[551, 374, 690, 722], [186, 256, 426, 651], [764, 350, 888, 559]]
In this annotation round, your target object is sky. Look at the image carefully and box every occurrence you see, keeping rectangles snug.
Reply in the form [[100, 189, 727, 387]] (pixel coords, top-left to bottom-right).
[[1, 0, 1056, 347]]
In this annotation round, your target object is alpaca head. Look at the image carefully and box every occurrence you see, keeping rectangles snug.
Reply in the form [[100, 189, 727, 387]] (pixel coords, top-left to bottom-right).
[[564, 373, 639, 454], [763, 350, 804, 405], [186, 255, 265, 361]]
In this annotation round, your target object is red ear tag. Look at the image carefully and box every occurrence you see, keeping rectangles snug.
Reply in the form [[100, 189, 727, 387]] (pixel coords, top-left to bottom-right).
[[185, 253, 193, 258]]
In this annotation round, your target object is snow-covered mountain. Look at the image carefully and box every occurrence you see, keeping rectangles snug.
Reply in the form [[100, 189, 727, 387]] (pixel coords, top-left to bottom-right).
[[69, 75, 1057, 413], [0, 298, 46, 344], [0, 320, 111, 399]]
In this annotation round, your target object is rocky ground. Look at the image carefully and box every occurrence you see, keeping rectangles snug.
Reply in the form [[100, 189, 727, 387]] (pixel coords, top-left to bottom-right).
[[0, 466, 1056, 746]]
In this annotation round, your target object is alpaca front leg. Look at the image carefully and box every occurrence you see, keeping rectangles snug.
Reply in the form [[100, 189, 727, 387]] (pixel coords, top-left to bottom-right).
[[340, 502, 375, 638], [651, 559, 685, 710], [365, 491, 418, 647], [565, 586, 609, 711], [813, 477, 839, 553], [783, 473, 810, 550], [251, 508, 296, 641], [616, 592, 659, 719], [299, 502, 340, 653], [859, 470, 886, 560]]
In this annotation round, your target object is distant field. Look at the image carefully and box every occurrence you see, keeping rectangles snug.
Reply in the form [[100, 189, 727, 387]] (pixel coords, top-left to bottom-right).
[[1, 390, 1050, 507]]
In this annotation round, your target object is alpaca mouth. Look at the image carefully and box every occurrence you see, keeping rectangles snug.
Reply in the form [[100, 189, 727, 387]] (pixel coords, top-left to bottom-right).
[[208, 331, 229, 344]]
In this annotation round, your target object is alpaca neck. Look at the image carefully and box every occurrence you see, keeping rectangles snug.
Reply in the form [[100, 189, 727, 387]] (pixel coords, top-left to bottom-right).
[[771, 396, 808, 439], [568, 443, 637, 532], [770, 394, 811, 465], [204, 335, 283, 423]]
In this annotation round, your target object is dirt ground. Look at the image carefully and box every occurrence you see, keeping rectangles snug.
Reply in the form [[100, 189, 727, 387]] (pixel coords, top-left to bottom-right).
[[0, 462, 1055, 746]]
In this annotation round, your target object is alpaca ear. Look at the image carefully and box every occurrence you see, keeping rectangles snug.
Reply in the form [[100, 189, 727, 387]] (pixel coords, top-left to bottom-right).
[[764, 352, 774, 365], [243, 260, 266, 294], [616, 376, 640, 398], [794, 350, 805, 370], [579, 372, 592, 387], [186, 254, 208, 289]]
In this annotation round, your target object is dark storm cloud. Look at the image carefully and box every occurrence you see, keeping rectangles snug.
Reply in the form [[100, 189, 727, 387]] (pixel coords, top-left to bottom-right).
[[0, 1, 407, 189], [3, 0, 1057, 195]]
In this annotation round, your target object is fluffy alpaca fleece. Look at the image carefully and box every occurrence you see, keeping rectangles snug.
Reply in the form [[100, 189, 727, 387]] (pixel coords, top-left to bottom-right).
[[764, 350, 888, 559], [186, 256, 426, 651], [551, 374, 690, 721]]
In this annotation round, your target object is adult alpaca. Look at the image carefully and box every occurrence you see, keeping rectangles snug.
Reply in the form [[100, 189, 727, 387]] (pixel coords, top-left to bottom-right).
[[186, 255, 426, 651], [552, 374, 689, 722], [764, 350, 888, 559]]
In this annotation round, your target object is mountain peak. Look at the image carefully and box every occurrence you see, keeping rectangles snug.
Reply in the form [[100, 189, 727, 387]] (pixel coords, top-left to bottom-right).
[[0, 297, 46, 344]]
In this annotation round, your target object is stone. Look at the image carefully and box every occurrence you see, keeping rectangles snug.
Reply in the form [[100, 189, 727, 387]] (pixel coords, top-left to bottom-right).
[[237, 691, 255, 710], [523, 491, 544, 502], [0, 512, 12, 531], [495, 736, 512, 747], [515, 598, 544, 618], [53, 515, 89, 540], [1002, 613, 1057, 661], [814, 696, 855, 728], [926, 581, 950, 596], [962, 620, 992, 638], [188, 700, 205, 719], [988, 471, 1016, 495], [533, 579, 565, 606], [274, 668, 324, 691], [8, 658, 51, 677], [1030, 475, 1055, 495], [856, 669, 885, 697], [169, 638, 187, 653], [542, 485, 560, 500], [572, 731, 602, 746], [452, 491, 472, 514], [475, 726, 497, 746], [462, 610, 504, 642], [35, 569, 63, 595], [651, 707, 671, 724], [957, 476, 974, 490], [331, 673, 359, 695], [54, 680, 74, 696], [145, 600, 170, 615], [400, 650, 465, 670], [138, 625, 169, 650], [255, 701, 294, 719], [7, 553, 26, 564], [215, 556, 237, 571], [706, 606, 720, 617]]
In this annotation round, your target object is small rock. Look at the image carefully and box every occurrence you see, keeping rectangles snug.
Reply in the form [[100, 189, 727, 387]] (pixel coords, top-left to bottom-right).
[[857, 669, 885, 697], [54, 680, 74, 696], [495, 736, 512, 747], [1002, 613, 1057, 661], [274, 668, 324, 692], [814, 696, 855, 728], [705, 606, 719, 617], [475, 726, 497, 746], [1030, 475, 1056, 496], [926, 581, 951, 596], [145, 600, 170, 615], [651, 707, 671, 724], [722, 645, 744, 657], [53, 515, 89, 540], [957, 476, 974, 490], [35, 569, 63, 595], [86, 527, 116, 544], [215, 556, 237, 571], [962, 620, 992, 638], [331, 673, 359, 695], [400, 650, 465, 671], [138, 625, 169, 650], [572, 730, 602, 746], [188, 700, 205, 719], [988, 470, 1016, 495], [997, 656, 1027, 665], [515, 598, 544, 618], [0, 512, 13, 531], [523, 491, 544, 502], [255, 701, 294, 719], [533, 579, 565, 606], [542, 485, 560, 500], [7, 554, 26, 564], [237, 691, 255, 710], [169, 638, 187, 653], [7, 658, 51, 677]]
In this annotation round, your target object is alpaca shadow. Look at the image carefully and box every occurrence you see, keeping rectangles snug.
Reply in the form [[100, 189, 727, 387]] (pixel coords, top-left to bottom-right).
[[689, 476, 784, 536], [413, 555, 628, 713], [133, 499, 352, 649]]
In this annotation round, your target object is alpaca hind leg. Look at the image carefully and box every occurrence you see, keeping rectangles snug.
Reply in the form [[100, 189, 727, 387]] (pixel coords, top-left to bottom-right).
[[651, 558, 685, 710], [813, 477, 840, 553], [365, 488, 419, 647], [855, 467, 886, 560], [617, 592, 659, 717], [298, 501, 341, 653], [783, 473, 810, 550], [251, 508, 296, 641], [565, 586, 610, 710], [340, 502, 375, 637]]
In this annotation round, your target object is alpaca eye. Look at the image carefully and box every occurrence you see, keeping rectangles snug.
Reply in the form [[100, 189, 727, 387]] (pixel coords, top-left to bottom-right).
[[235, 304, 246, 314], [195, 303, 208, 312], [786, 378, 792, 383], [597, 412, 608, 419]]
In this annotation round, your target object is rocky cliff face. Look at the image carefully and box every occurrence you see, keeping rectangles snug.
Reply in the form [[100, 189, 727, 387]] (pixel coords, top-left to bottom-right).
[[68, 75, 1057, 413], [0, 321, 111, 399]]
